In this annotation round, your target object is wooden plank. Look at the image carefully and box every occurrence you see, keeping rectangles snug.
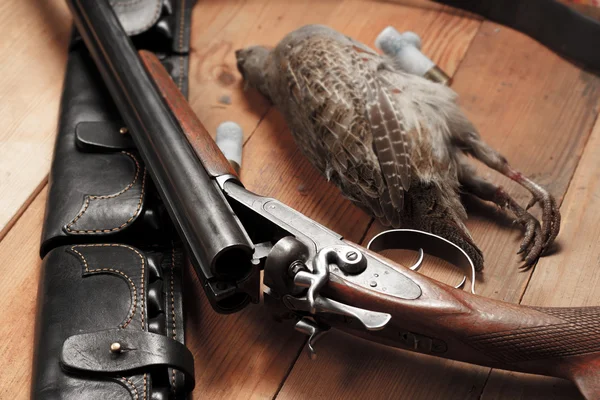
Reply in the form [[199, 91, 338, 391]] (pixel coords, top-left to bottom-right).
[[480, 116, 600, 399], [185, 1, 481, 398], [278, 21, 600, 400], [0, 187, 47, 400], [383, 0, 451, 12], [0, 0, 71, 239]]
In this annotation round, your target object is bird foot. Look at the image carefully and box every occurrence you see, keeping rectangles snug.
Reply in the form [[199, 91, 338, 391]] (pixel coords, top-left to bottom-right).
[[491, 184, 553, 269], [505, 167, 561, 252], [525, 191, 561, 249], [513, 212, 544, 270]]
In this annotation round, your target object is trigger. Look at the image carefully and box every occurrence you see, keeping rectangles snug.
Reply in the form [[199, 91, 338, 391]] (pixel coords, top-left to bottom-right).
[[295, 318, 329, 359]]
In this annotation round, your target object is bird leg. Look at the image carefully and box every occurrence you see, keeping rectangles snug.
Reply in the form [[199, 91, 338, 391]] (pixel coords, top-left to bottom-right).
[[459, 172, 544, 268], [502, 165, 560, 248], [456, 132, 560, 251], [404, 183, 485, 271]]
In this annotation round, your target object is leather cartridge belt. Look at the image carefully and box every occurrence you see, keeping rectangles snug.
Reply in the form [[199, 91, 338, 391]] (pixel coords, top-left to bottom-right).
[[32, 1, 196, 398]]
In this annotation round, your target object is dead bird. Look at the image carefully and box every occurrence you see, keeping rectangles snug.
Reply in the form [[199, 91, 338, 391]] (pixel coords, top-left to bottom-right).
[[235, 24, 560, 270]]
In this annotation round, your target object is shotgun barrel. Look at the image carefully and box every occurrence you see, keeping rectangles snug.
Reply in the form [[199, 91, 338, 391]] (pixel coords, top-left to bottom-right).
[[66, 0, 257, 313]]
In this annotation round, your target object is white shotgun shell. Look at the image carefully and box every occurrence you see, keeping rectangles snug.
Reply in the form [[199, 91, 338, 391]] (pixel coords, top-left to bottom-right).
[[216, 121, 243, 171], [375, 26, 434, 77]]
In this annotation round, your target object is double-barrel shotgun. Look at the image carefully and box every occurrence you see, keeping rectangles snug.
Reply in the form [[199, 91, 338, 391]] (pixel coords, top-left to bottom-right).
[[66, 0, 600, 397]]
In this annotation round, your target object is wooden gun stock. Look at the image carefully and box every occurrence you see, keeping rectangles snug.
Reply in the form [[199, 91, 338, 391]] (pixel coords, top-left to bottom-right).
[[139, 50, 237, 179], [323, 252, 600, 399]]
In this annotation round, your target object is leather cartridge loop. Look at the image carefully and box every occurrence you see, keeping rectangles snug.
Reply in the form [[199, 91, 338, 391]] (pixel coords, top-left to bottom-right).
[[76, 121, 136, 152], [60, 328, 195, 390]]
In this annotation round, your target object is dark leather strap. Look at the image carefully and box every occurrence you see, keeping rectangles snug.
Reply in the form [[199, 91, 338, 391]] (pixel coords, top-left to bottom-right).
[[433, 0, 600, 71], [61, 329, 195, 390], [76, 121, 136, 151]]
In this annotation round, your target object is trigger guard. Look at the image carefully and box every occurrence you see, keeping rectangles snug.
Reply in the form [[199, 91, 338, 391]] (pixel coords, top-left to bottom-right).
[[367, 229, 476, 294]]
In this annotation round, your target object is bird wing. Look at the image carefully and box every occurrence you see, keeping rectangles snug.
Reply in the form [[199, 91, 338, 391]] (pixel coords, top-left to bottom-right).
[[363, 65, 411, 211], [281, 38, 413, 226]]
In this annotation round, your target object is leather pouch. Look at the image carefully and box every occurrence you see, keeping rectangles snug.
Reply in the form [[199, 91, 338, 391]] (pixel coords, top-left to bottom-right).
[[32, 244, 192, 399]]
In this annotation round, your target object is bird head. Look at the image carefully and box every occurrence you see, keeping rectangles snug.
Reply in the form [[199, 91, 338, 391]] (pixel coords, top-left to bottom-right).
[[235, 46, 272, 99]]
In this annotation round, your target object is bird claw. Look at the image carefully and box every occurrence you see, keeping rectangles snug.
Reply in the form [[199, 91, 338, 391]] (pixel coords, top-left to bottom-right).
[[542, 195, 561, 249], [525, 197, 537, 211], [512, 189, 560, 269], [515, 215, 537, 253], [519, 258, 539, 271], [514, 213, 544, 267], [526, 192, 561, 251]]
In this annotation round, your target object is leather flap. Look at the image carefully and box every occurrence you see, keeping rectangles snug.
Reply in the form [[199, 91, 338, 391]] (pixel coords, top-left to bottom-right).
[[76, 121, 136, 152], [61, 329, 195, 390], [110, 0, 164, 36]]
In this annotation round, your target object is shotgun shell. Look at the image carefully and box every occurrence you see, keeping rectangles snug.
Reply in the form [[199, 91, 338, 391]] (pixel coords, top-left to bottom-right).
[[375, 26, 451, 86], [216, 121, 244, 174]]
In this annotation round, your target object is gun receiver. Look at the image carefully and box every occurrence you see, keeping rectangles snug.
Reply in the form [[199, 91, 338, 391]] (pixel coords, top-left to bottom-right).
[[69, 0, 600, 396]]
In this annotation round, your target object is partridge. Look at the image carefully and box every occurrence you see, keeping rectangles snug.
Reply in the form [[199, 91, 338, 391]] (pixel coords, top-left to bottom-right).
[[235, 24, 560, 270]]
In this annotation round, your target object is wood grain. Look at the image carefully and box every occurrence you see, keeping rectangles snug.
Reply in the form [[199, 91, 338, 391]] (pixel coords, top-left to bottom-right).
[[480, 109, 600, 399], [279, 20, 600, 400], [188, 0, 353, 144], [0, 187, 46, 400], [0, 0, 71, 240]]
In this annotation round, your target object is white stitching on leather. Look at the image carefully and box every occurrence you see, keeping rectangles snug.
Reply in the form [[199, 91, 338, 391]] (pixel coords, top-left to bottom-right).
[[65, 151, 146, 234], [170, 246, 177, 388], [177, 0, 186, 90], [121, 377, 140, 399], [70, 244, 145, 329]]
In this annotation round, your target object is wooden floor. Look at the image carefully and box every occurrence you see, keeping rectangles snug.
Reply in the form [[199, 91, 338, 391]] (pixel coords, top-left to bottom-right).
[[1, 0, 600, 399]]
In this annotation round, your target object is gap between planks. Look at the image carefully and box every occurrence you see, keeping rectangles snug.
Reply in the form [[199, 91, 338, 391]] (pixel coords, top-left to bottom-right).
[[0, 176, 48, 244], [517, 107, 600, 304]]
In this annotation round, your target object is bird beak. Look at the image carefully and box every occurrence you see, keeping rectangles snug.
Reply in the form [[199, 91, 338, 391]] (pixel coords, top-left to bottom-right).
[[235, 50, 246, 79]]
